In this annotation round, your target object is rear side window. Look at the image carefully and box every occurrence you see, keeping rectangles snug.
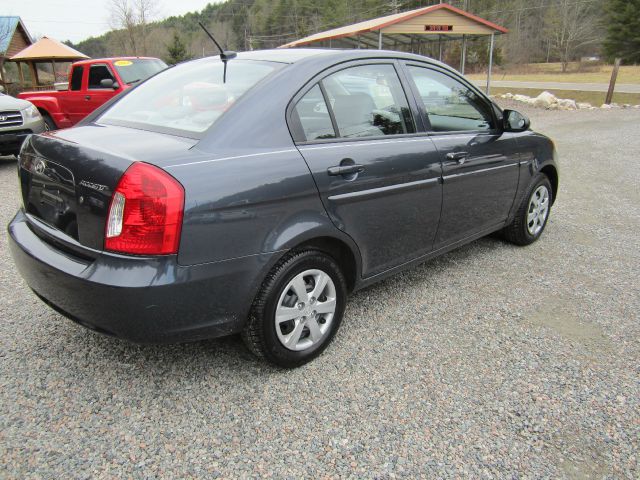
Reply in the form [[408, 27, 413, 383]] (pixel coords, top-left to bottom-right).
[[70, 66, 83, 91], [88, 64, 115, 89], [322, 64, 415, 138], [293, 85, 336, 141], [407, 66, 494, 132]]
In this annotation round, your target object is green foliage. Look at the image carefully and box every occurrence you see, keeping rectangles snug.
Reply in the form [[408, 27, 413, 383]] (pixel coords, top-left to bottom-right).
[[604, 0, 640, 64], [165, 32, 192, 64], [65, 0, 607, 68]]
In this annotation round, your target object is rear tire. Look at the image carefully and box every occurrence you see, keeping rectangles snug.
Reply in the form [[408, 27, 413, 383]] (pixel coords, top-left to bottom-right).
[[502, 173, 553, 246], [242, 250, 347, 368]]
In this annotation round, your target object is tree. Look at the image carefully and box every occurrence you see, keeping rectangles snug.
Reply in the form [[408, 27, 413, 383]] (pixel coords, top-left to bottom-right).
[[165, 32, 191, 64], [604, 0, 640, 64], [108, 0, 159, 55], [544, 0, 602, 72]]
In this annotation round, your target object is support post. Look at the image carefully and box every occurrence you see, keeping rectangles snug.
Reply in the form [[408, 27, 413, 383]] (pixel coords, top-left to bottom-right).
[[486, 33, 495, 95], [605, 58, 621, 105], [51, 60, 56, 84], [378, 30, 383, 50], [18, 61, 25, 88], [438, 35, 443, 61], [0, 58, 6, 90], [460, 35, 467, 74], [29, 62, 38, 87]]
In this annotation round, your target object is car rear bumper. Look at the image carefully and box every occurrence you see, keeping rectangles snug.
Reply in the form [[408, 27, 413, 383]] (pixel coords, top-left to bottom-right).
[[8, 210, 271, 343]]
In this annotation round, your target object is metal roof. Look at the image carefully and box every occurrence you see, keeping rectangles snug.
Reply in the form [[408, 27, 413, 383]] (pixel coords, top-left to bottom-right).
[[10, 36, 88, 61], [0, 16, 32, 55], [280, 3, 508, 48]]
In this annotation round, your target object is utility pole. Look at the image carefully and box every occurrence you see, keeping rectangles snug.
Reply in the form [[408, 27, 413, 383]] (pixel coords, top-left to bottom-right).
[[605, 58, 622, 105]]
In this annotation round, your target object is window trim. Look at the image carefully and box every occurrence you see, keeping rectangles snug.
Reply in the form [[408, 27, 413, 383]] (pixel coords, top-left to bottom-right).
[[318, 81, 340, 138], [400, 61, 501, 135], [287, 59, 420, 145]]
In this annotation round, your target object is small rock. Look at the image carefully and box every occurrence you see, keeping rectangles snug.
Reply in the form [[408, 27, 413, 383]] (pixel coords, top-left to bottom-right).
[[557, 99, 577, 110], [576, 102, 592, 110], [513, 94, 531, 103], [601, 104, 612, 109]]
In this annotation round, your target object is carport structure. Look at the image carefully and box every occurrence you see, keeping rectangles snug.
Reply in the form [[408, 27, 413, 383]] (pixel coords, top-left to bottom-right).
[[280, 3, 507, 93]]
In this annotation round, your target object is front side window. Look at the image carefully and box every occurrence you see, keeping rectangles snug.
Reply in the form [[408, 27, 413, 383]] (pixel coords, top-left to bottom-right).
[[408, 66, 494, 132], [70, 66, 83, 91], [321, 64, 415, 138], [88, 64, 115, 89], [293, 85, 336, 141], [99, 59, 282, 136]]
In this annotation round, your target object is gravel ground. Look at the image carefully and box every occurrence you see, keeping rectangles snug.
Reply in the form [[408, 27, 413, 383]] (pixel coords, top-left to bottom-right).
[[1, 106, 638, 479]]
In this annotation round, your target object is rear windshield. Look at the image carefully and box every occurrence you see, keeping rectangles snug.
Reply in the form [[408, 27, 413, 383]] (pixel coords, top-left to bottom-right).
[[113, 58, 167, 85], [99, 59, 282, 136]]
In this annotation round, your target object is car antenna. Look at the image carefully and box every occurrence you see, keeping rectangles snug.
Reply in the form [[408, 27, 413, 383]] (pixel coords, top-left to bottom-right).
[[198, 21, 237, 83]]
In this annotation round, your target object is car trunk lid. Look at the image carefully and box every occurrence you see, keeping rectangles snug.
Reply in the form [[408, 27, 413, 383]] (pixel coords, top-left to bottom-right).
[[19, 125, 197, 251]]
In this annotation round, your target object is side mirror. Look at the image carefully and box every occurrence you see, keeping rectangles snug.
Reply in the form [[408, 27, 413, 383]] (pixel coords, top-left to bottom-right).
[[503, 109, 530, 132], [100, 78, 119, 90]]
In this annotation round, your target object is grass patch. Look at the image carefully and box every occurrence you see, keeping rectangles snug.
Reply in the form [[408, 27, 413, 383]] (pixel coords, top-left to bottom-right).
[[468, 62, 640, 84], [489, 87, 640, 106]]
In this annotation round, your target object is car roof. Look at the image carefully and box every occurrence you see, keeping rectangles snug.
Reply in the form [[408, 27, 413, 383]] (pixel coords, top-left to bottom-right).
[[237, 48, 442, 66], [73, 57, 161, 65]]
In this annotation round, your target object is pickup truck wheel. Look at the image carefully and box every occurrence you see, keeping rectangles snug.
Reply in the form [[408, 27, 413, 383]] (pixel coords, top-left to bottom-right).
[[502, 174, 553, 246], [41, 114, 56, 131], [242, 250, 347, 368]]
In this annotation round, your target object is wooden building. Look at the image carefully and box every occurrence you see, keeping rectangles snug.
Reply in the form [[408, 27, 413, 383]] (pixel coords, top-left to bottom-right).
[[0, 16, 33, 90]]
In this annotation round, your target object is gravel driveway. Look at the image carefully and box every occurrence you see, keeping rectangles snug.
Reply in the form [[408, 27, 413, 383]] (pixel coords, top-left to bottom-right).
[[1, 106, 638, 479]]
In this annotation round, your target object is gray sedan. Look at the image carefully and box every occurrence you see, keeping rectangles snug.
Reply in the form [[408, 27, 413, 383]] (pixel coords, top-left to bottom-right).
[[8, 49, 558, 368]]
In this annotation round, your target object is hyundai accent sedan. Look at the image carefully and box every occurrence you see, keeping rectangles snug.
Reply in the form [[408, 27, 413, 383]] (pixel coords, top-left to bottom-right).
[[8, 49, 559, 368]]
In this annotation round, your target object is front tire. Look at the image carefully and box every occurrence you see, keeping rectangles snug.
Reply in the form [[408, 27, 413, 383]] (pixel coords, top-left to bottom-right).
[[41, 113, 56, 131], [242, 250, 347, 368], [502, 173, 553, 246]]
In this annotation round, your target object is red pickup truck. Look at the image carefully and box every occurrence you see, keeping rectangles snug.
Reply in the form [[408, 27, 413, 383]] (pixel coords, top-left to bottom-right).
[[18, 57, 167, 130]]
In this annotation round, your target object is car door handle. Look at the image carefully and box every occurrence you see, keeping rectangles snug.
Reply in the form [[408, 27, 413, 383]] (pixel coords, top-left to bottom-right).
[[327, 164, 365, 176], [84, 95, 91, 101], [446, 152, 469, 164]]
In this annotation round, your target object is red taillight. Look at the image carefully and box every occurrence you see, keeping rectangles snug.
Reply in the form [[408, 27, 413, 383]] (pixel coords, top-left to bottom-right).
[[105, 162, 184, 255]]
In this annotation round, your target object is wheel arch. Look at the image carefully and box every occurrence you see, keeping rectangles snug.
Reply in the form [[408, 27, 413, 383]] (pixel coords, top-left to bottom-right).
[[287, 236, 359, 293], [540, 164, 558, 205], [256, 229, 362, 299], [36, 107, 57, 129]]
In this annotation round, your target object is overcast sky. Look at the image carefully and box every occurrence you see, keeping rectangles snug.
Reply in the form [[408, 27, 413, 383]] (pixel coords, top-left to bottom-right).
[[4, 0, 222, 43]]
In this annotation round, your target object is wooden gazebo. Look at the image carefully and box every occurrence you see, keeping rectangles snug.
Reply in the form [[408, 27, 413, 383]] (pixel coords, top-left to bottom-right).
[[10, 36, 88, 91]]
